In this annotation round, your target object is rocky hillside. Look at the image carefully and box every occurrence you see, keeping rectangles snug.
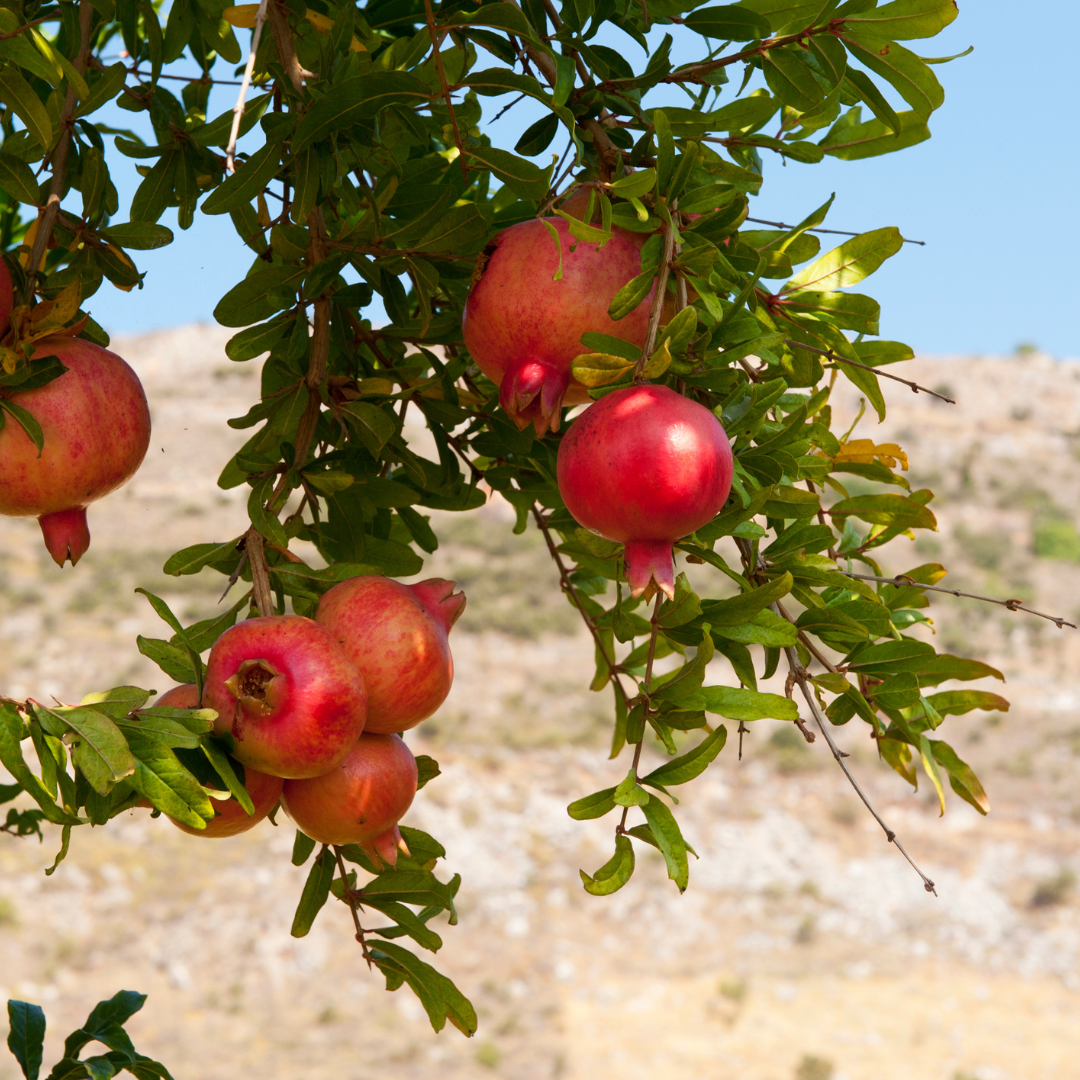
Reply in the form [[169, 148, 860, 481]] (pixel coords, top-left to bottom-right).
[[1, 328, 1078, 1080]]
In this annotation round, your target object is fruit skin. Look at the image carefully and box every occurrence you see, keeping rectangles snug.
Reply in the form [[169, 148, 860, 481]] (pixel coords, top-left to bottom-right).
[[148, 684, 284, 838], [556, 384, 734, 600], [280, 732, 417, 864], [316, 577, 464, 734], [202, 616, 368, 779], [462, 217, 653, 436], [0, 336, 151, 566]]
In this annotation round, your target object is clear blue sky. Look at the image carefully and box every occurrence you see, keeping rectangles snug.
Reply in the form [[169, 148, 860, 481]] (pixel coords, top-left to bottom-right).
[[89, 1, 1079, 360]]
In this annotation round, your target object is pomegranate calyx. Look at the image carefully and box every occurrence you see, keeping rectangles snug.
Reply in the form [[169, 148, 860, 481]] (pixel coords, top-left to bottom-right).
[[409, 578, 466, 634], [624, 539, 677, 601], [225, 658, 282, 716], [38, 507, 90, 567], [497, 357, 570, 437]]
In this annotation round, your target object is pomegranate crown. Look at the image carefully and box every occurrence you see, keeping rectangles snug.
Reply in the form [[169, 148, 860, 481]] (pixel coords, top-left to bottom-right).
[[409, 578, 466, 634]]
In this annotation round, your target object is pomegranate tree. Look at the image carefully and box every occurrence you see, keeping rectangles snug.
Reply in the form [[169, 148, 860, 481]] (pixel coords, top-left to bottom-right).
[[557, 384, 734, 600], [202, 615, 367, 778], [316, 576, 464, 733], [280, 732, 418, 865], [0, 336, 150, 565], [462, 217, 652, 436]]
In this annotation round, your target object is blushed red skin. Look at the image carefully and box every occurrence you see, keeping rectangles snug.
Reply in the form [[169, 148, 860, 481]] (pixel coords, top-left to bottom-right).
[[316, 577, 464, 734], [202, 616, 368, 779], [462, 217, 653, 435], [556, 385, 734, 600], [280, 733, 417, 859], [0, 336, 151, 565]]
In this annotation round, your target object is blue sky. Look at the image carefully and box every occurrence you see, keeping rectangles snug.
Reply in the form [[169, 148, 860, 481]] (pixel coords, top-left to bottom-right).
[[87, 1, 1079, 360]]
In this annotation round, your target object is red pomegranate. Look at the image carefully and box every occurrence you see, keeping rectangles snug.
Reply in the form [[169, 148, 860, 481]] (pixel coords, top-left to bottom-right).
[[462, 217, 653, 436], [316, 576, 464, 734], [0, 258, 13, 329], [280, 733, 418, 865], [202, 615, 368, 779], [0, 336, 151, 565], [556, 384, 734, 600]]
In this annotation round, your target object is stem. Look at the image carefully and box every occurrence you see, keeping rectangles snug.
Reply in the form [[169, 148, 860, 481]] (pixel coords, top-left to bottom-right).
[[333, 844, 372, 965], [267, 0, 309, 93], [225, 0, 271, 173], [423, 0, 468, 175], [245, 527, 275, 616], [746, 216, 925, 247], [633, 218, 676, 380], [25, 0, 93, 287]]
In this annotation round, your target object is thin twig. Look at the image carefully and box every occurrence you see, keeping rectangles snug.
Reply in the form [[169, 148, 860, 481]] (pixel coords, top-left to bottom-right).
[[842, 573, 1078, 630], [424, 0, 468, 175], [778, 637, 938, 895], [245, 528, 275, 617], [267, 0, 311, 93], [775, 599, 838, 673], [783, 339, 955, 404], [0, 14, 53, 41], [333, 844, 372, 965], [225, 0, 271, 173], [25, 0, 93, 285], [634, 217, 676, 380], [538, 0, 591, 84], [746, 216, 925, 247]]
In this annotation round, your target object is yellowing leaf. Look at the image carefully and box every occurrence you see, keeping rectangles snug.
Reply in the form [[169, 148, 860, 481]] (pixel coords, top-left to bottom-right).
[[19, 216, 45, 271], [0, 346, 20, 375], [355, 377, 397, 396], [26, 281, 81, 339], [641, 339, 672, 379], [834, 438, 908, 470], [223, 4, 259, 28], [570, 352, 634, 388]]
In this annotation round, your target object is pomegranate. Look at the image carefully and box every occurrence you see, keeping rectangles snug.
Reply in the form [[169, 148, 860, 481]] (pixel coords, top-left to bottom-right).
[[148, 684, 284, 837], [556, 384, 734, 600], [0, 336, 150, 565], [280, 732, 417, 865], [0, 258, 12, 329], [316, 576, 464, 733], [462, 217, 653, 436], [202, 615, 368, 779]]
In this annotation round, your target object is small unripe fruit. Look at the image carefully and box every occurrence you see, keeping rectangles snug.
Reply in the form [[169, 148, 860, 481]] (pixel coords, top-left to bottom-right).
[[316, 576, 464, 733], [463, 217, 653, 436], [202, 616, 367, 779], [280, 733, 418, 865], [557, 384, 734, 600], [152, 684, 283, 838], [0, 336, 151, 565]]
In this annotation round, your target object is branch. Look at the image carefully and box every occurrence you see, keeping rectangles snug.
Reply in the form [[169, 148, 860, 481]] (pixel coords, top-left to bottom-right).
[[841, 573, 1078, 630], [245, 528, 275, 617], [333, 844, 372, 965], [266, 0, 311, 93], [783, 339, 956, 404], [424, 0, 468, 176], [225, 0, 271, 173], [633, 216, 676, 380], [772, 608, 938, 896], [746, 216, 925, 247], [25, 0, 93, 285], [0, 14, 53, 41]]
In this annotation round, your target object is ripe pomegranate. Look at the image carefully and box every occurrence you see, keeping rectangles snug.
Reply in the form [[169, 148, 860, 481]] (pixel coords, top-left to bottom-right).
[[316, 577, 464, 734], [0, 336, 151, 565], [144, 684, 283, 837], [202, 616, 367, 779], [556, 384, 734, 600], [280, 732, 417, 865], [462, 217, 653, 436]]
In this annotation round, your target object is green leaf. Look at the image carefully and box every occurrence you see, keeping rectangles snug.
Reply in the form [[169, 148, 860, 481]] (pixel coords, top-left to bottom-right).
[[844, 32, 945, 117], [567, 786, 617, 820], [0, 65, 52, 150], [580, 835, 635, 896], [75, 62, 128, 117], [929, 739, 990, 815], [613, 769, 650, 807], [843, 68, 901, 134], [0, 704, 83, 826], [292, 829, 317, 865], [918, 732, 947, 815], [873, 672, 922, 710], [658, 573, 702, 628], [514, 112, 559, 156], [762, 49, 825, 112], [33, 703, 136, 795], [292, 73, 431, 153], [641, 795, 689, 892], [699, 686, 798, 721], [683, 5, 770, 40], [915, 654, 1005, 686], [369, 940, 477, 1036], [700, 572, 793, 626], [0, 400, 44, 453], [199, 736, 255, 815], [785, 226, 903, 291], [78, 686, 152, 720], [213, 266, 304, 327], [162, 540, 241, 576], [924, 690, 1009, 717], [820, 108, 930, 160], [415, 754, 441, 789], [291, 846, 335, 937], [341, 401, 395, 455], [796, 605, 870, 648], [845, 638, 936, 675], [130, 152, 177, 224], [843, 0, 958, 38], [738, 0, 833, 34], [608, 168, 657, 199], [135, 589, 204, 692], [126, 731, 213, 828], [98, 222, 174, 250], [464, 146, 548, 200], [201, 141, 281, 216], [136, 637, 197, 683], [607, 268, 656, 321], [641, 724, 727, 788], [570, 352, 634, 388], [7, 1000, 46, 1080], [829, 493, 937, 530], [0, 152, 39, 204]]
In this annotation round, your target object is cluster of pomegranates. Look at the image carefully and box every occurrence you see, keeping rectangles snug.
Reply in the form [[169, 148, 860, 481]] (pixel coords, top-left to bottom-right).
[[463, 194, 735, 601], [0, 266, 151, 566], [154, 576, 464, 865]]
